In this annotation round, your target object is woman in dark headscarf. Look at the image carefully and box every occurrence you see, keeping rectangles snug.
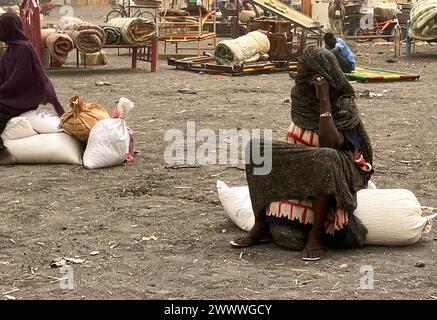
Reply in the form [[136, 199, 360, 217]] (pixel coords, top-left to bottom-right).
[[0, 13, 65, 165], [230, 46, 374, 261]]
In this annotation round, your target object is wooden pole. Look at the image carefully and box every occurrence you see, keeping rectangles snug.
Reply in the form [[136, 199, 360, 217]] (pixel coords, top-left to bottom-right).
[[301, 0, 312, 18], [233, 0, 240, 38]]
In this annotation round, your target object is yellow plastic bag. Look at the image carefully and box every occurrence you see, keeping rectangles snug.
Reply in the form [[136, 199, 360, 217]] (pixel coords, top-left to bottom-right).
[[60, 96, 110, 142]]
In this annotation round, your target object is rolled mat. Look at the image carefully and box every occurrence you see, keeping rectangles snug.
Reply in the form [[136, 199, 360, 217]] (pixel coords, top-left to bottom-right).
[[41, 28, 74, 67], [101, 26, 122, 45], [58, 16, 105, 54], [214, 31, 270, 66], [410, 0, 437, 40], [106, 17, 156, 45]]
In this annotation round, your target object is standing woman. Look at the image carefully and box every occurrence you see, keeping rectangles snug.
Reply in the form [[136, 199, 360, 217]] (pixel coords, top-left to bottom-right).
[[231, 46, 374, 261], [0, 13, 65, 165]]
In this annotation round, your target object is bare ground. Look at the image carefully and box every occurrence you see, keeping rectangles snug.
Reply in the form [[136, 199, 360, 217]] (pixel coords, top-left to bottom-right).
[[0, 6, 436, 300]]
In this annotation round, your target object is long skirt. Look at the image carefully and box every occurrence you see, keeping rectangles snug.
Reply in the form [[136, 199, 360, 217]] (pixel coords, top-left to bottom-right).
[[245, 139, 368, 249]]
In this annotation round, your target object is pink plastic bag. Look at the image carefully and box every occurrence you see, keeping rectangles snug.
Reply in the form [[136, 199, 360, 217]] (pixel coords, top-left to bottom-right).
[[112, 97, 135, 163], [125, 127, 134, 162]]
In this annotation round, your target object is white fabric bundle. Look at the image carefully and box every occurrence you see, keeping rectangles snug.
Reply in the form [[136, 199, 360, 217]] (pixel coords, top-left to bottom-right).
[[217, 181, 436, 246], [4, 133, 83, 165], [1, 117, 37, 141], [215, 31, 270, 66]]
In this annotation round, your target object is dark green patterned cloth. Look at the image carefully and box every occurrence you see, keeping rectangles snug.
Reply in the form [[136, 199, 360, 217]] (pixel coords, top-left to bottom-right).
[[101, 26, 122, 45]]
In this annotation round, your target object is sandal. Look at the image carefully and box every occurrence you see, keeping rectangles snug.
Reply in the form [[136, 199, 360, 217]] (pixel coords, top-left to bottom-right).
[[230, 236, 272, 248], [301, 247, 326, 261]]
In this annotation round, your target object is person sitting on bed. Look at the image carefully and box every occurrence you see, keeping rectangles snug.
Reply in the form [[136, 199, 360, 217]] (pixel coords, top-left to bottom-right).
[[230, 46, 373, 261], [0, 13, 65, 165], [324, 32, 355, 73]]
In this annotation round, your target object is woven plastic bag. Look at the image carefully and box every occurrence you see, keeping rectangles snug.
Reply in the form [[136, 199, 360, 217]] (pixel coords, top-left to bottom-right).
[[4, 133, 83, 165], [60, 96, 110, 142], [354, 189, 437, 246], [216, 180, 255, 232], [82, 97, 134, 169], [1, 117, 37, 141], [20, 110, 61, 133]]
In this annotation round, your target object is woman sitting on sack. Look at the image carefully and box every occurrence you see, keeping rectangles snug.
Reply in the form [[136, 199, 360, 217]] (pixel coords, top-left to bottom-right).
[[230, 46, 374, 261], [0, 13, 65, 165]]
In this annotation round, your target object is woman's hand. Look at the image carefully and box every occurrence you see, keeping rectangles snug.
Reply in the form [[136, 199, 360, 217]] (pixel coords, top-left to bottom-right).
[[309, 75, 330, 102]]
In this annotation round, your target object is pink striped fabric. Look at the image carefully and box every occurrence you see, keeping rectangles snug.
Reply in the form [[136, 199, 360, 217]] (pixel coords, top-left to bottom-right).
[[266, 121, 370, 234]]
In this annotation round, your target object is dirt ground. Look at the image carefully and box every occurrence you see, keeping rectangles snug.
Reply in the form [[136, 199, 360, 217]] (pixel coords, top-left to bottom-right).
[[0, 6, 436, 300]]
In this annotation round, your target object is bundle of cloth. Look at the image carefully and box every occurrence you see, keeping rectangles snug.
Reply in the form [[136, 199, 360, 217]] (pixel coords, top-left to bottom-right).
[[410, 0, 437, 40], [40, 28, 74, 67], [101, 26, 122, 45], [214, 31, 270, 66], [373, 3, 401, 21], [105, 18, 156, 45], [58, 16, 105, 53]]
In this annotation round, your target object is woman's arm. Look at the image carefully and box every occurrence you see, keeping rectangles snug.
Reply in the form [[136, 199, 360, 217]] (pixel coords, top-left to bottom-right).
[[51, 99, 65, 117], [311, 76, 344, 150]]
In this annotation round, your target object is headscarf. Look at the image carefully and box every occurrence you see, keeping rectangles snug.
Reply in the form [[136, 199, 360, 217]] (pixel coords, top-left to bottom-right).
[[0, 12, 28, 43], [291, 45, 373, 168], [0, 13, 65, 117]]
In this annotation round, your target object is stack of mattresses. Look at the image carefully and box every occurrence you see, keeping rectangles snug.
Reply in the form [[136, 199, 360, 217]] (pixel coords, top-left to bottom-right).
[[105, 17, 156, 45], [409, 0, 437, 40], [58, 16, 105, 54]]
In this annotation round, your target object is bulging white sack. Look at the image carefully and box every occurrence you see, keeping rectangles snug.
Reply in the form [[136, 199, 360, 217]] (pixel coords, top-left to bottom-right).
[[83, 118, 129, 169], [20, 110, 61, 133], [217, 181, 436, 246], [216, 180, 255, 232], [4, 133, 83, 165], [1, 117, 37, 141], [354, 189, 436, 246]]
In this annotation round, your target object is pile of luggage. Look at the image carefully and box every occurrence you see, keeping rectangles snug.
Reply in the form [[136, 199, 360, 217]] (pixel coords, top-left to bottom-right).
[[2, 97, 135, 169]]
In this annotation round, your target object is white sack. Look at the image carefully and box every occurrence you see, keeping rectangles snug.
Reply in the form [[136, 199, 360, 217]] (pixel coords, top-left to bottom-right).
[[354, 189, 437, 246], [216, 180, 255, 232], [82, 118, 129, 169], [20, 110, 62, 133], [4, 133, 82, 165], [1, 117, 38, 141]]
